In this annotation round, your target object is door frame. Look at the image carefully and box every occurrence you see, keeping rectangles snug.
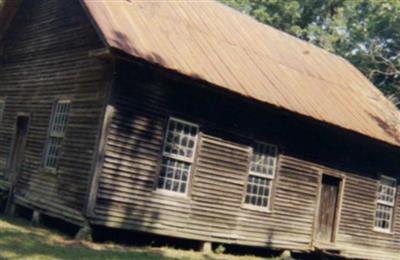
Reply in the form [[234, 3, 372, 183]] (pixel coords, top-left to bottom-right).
[[312, 170, 345, 247], [6, 113, 30, 184]]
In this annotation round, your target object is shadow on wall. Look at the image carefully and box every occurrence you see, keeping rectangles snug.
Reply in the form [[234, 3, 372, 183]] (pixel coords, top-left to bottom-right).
[[96, 30, 201, 242], [94, 58, 168, 239], [93, 30, 302, 251], [94, 65, 283, 250]]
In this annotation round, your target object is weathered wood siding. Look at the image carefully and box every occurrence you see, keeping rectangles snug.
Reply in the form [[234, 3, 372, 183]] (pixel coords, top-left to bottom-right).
[[91, 62, 400, 259], [334, 172, 400, 259], [0, 0, 109, 224]]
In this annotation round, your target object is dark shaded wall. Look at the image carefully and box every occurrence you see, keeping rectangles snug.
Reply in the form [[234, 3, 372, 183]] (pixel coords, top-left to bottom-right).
[[91, 61, 400, 259], [0, 0, 109, 224]]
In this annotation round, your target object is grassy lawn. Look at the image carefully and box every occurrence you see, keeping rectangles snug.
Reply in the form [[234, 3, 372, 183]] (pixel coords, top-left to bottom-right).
[[0, 216, 279, 260]]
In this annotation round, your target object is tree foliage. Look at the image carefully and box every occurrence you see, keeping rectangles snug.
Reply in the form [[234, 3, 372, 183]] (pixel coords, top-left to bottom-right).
[[220, 0, 400, 103]]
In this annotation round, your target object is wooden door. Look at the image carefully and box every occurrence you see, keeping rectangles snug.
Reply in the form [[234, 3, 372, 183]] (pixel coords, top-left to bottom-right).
[[316, 175, 341, 243], [7, 116, 29, 183]]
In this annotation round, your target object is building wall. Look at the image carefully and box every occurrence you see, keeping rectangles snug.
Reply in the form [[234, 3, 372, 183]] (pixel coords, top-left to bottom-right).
[[0, 0, 109, 224], [335, 172, 400, 259], [91, 62, 400, 259]]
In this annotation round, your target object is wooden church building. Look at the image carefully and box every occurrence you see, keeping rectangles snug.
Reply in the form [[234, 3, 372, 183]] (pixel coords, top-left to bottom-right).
[[0, 1, 399, 259]]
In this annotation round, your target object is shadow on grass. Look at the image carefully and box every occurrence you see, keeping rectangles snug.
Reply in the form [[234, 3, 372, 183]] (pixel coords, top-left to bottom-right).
[[0, 217, 281, 260], [0, 217, 171, 260]]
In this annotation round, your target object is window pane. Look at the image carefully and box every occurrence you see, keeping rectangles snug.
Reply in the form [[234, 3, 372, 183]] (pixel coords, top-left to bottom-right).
[[157, 158, 191, 194], [44, 100, 70, 170], [162, 118, 198, 161], [374, 176, 396, 231], [50, 101, 70, 136], [378, 176, 397, 206], [250, 142, 277, 178], [244, 175, 271, 208], [375, 203, 393, 230], [244, 141, 278, 209], [44, 137, 63, 169]]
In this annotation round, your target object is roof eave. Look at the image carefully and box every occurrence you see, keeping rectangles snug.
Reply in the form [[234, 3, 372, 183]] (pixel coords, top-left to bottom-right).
[[108, 47, 400, 151]]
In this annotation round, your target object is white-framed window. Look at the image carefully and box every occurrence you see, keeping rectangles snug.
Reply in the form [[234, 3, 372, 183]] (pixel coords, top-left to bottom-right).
[[244, 142, 278, 209], [157, 117, 199, 195], [374, 175, 397, 232], [44, 100, 70, 170], [0, 100, 5, 123]]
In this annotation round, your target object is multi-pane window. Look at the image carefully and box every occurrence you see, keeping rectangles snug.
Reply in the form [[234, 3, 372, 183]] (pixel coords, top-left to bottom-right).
[[375, 176, 397, 231], [244, 142, 278, 209], [157, 117, 198, 195], [44, 100, 70, 170], [0, 100, 5, 123]]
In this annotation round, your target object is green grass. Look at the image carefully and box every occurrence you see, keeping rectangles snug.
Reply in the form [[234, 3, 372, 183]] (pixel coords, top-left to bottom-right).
[[0, 216, 278, 260]]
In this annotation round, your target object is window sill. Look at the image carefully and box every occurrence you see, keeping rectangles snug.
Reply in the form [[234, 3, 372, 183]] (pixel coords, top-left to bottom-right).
[[152, 189, 190, 201], [372, 227, 394, 235], [241, 204, 272, 213], [40, 167, 58, 175]]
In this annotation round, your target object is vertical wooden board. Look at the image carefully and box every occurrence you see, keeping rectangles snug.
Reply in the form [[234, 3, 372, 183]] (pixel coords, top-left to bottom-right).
[[7, 115, 29, 183], [316, 176, 340, 243]]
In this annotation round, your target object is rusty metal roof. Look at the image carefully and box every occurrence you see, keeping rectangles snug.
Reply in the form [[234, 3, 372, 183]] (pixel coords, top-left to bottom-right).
[[85, 1, 400, 147]]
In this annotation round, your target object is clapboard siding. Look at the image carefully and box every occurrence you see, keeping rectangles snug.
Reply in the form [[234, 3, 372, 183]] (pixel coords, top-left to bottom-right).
[[2, 1, 399, 258], [91, 64, 318, 250], [0, 0, 108, 224], [189, 135, 248, 240], [90, 63, 400, 259], [239, 156, 319, 248], [334, 172, 400, 259], [93, 103, 319, 248]]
